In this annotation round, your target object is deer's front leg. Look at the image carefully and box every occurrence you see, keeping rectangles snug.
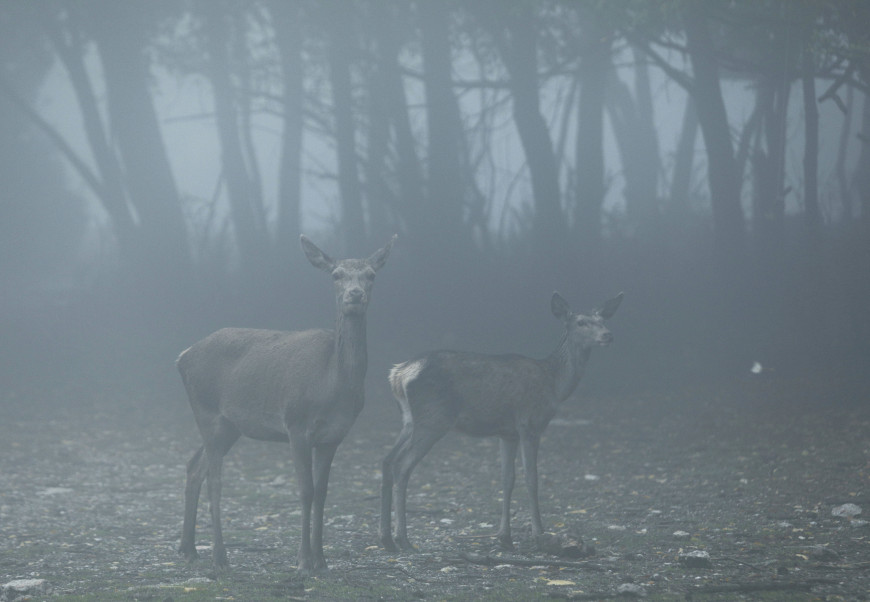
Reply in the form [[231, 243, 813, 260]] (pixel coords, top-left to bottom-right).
[[289, 435, 314, 573], [519, 431, 544, 538], [497, 436, 519, 550], [311, 442, 339, 572]]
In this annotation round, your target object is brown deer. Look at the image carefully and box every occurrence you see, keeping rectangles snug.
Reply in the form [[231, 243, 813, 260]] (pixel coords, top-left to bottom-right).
[[177, 234, 396, 573], [380, 291, 622, 552]]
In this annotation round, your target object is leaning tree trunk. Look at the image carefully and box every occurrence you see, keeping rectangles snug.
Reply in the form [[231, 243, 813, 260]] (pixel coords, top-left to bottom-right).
[[43, 8, 140, 266], [683, 3, 745, 256], [90, 1, 191, 283]]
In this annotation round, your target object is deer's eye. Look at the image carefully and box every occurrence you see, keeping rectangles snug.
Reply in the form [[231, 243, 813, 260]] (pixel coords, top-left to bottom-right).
[[332, 269, 347, 280]]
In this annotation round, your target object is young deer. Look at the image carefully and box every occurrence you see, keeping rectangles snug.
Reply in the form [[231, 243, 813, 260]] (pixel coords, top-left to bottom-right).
[[380, 291, 622, 552], [177, 234, 396, 573]]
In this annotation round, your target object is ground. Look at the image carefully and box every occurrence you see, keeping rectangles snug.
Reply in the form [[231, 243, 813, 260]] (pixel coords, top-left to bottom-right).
[[1, 371, 869, 601]]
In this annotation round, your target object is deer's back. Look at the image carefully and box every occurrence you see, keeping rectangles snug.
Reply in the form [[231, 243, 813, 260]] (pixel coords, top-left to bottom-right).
[[397, 350, 556, 438]]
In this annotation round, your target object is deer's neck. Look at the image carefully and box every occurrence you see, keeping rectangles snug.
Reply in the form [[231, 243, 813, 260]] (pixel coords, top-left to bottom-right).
[[547, 334, 590, 401], [334, 312, 368, 388]]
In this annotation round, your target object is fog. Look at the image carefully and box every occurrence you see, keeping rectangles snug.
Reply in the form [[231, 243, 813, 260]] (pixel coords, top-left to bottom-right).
[[2, 1, 869, 407], [3, 1, 870, 595]]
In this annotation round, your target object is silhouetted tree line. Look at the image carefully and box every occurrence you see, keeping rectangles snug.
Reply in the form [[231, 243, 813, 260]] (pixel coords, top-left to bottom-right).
[[2, 0, 869, 385]]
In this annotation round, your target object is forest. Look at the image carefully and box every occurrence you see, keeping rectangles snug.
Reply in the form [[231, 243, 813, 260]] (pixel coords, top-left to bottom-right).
[[1, 0, 869, 390]]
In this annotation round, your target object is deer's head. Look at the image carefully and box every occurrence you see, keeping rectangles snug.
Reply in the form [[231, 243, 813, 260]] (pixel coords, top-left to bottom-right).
[[302, 235, 397, 315], [552, 291, 623, 349]]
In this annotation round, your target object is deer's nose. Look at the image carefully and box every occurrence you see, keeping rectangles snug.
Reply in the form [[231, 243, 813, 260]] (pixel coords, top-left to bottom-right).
[[599, 332, 613, 345], [347, 288, 365, 303]]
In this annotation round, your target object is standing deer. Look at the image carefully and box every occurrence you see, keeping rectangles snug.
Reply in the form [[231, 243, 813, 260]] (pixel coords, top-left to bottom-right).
[[177, 234, 396, 573], [380, 291, 622, 552]]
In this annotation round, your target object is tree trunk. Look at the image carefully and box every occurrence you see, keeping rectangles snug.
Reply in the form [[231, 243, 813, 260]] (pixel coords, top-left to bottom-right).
[[377, 4, 424, 239], [834, 85, 855, 220], [43, 8, 139, 264], [270, 0, 305, 257], [363, 51, 393, 246], [670, 97, 698, 212], [90, 1, 191, 282], [628, 48, 661, 223], [202, 0, 267, 273], [419, 0, 468, 257], [497, 6, 565, 257], [853, 93, 870, 230], [605, 48, 661, 235], [575, 31, 609, 249], [802, 46, 821, 236], [683, 3, 745, 256], [324, 0, 366, 253], [750, 70, 790, 254]]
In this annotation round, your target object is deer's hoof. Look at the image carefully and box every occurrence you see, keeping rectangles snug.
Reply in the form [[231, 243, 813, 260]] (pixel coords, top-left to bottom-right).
[[496, 533, 515, 551], [297, 561, 328, 576], [396, 538, 417, 552], [213, 548, 229, 571], [381, 536, 399, 553], [179, 545, 199, 563]]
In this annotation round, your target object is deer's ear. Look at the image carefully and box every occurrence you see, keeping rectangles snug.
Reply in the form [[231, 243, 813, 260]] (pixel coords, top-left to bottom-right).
[[551, 292, 571, 321], [368, 234, 397, 271], [301, 235, 336, 272], [596, 292, 624, 320]]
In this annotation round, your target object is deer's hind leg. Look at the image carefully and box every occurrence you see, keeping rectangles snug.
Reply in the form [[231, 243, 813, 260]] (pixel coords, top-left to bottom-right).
[[198, 416, 240, 570], [391, 394, 457, 551], [497, 436, 519, 550], [180, 445, 206, 561], [380, 422, 413, 551]]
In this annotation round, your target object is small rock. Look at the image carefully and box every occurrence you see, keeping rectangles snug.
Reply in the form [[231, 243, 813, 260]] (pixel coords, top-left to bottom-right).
[[679, 550, 712, 568], [809, 546, 840, 562], [616, 582, 647, 597], [37, 487, 73, 496], [2, 579, 49, 601], [534, 532, 563, 555], [672, 530, 690, 538], [831, 503, 862, 518]]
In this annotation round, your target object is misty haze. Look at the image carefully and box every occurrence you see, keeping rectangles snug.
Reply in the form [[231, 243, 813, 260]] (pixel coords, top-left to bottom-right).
[[1, 1, 869, 600]]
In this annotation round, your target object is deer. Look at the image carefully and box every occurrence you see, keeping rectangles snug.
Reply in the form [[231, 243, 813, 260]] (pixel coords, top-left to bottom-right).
[[379, 291, 622, 553], [177, 234, 396, 574]]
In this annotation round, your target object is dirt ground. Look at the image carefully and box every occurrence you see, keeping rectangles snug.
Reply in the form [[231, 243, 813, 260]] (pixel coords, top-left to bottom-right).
[[2, 370, 869, 601]]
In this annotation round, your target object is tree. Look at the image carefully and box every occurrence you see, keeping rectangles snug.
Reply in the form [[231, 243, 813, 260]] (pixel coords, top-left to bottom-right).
[[479, 1, 567, 257], [201, 0, 270, 275], [87, 0, 191, 283], [270, 0, 305, 257]]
